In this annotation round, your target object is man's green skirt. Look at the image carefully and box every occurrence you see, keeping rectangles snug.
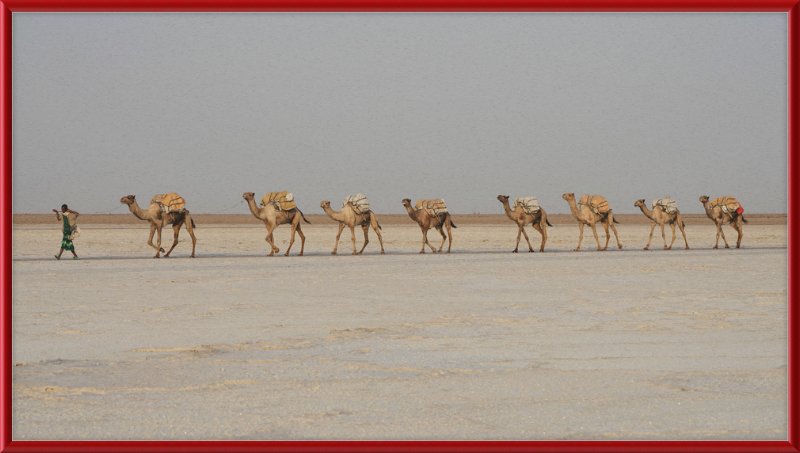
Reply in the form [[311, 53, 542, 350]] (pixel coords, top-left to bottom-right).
[[61, 217, 74, 251]]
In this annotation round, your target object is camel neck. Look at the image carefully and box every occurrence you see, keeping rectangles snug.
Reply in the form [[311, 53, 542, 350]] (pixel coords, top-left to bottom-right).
[[246, 198, 262, 218], [566, 198, 581, 219], [324, 205, 344, 222], [638, 205, 655, 221], [500, 200, 516, 219], [404, 205, 418, 221], [128, 202, 148, 221], [701, 201, 714, 218]]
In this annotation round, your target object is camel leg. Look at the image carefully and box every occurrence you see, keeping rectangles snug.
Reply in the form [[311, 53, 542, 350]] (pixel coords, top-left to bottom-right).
[[531, 221, 546, 252], [667, 222, 677, 250], [660, 223, 667, 250], [734, 217, 743, 248], [600, 221, 610, 251], [296, 224, 306, 256], [513, 225, 522, 253], [590, 222, 602, 251], [371, 214, 385, 255], [185, 215, 197, 258], [575, 223, 585, 251], [349, 224, 357, 255], [445, 222, 453, 253], [717, 221, 730, 248], [521, 226, 535, 252], [163, 223, 181, 257], [436, 226, 447, 253], [146, 224, 165, 256], [285, 221, 298, 256], [645, 222, 656, 250], [332, 223, 345, 255], [677, 214, 689, 249], [154, 225, 164, 258], [420, 227, 434, 253], [730, 222, 741, 249], [268, 232, 280, 254], [608, 213, 623, 249], [358, 224, 369, 255], [265, 224, 278, 256]]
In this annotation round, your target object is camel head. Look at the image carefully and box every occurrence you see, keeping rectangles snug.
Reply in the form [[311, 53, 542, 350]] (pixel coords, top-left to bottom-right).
[[562, 193, 575, 201], [320, 200, 330, 210], [699, 195, 709, 204], [243, 192, 255, 201], [401, 198, 412, 208], [497, 195, 509, 203], [634, 199, 645, 208], [120, 195, 136, 205]]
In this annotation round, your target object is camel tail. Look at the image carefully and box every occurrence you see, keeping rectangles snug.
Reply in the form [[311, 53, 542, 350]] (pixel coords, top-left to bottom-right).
[[729, 214, 748, 224], [545, 218, 553, 227], [377, 222, 382, 230], [450, 219, 458, 229], [191, 218, 196, 229], [613, 217, 620, 224]]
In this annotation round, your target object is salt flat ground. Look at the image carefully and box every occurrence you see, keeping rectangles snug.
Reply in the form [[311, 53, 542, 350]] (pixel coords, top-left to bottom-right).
[[12, 223, 788, 440]]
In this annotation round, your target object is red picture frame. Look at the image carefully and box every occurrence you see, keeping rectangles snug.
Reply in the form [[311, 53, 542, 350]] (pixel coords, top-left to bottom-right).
[[1, 2, 797, 452]]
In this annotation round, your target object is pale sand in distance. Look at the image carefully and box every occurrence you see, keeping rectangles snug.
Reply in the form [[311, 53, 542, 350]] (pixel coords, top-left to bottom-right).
[[11, 214, 787, 440]]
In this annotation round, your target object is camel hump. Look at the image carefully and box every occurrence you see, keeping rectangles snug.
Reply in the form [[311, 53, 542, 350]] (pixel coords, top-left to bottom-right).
[[578, 194, 610, 214], [344, 193, 370, 214], [711, 196, 742, 214], [590, 195, 610, 214], [652, 197, 678, 214], [152, 193, 186, 213], [415, 199, 448, 216], [513, 197, 540, 214], [262, 191, 296, 211]]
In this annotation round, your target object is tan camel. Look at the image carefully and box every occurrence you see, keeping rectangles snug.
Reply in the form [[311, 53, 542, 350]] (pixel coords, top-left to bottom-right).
[[634, 199, 689, 250], [401, 199, 457, 253], [496, 195, 552, 252], [562, 193, 622, 251], [243, 192, 310, 256], [699, 196, 747, 249], [120, 195, 197, 258], [320, 200, 385, 255]]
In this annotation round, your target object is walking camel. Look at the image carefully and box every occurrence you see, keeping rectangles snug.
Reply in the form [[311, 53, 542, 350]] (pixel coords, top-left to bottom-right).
[[699, 196, 747, 249], [634, 199, 689, 250], [120, 195, 197, 258], [320, 200, 385, 255], [562, 193, 622, 251], [401, 198, 457, 253], [243, 192, 310, 256], [496, 195, 552, 252]]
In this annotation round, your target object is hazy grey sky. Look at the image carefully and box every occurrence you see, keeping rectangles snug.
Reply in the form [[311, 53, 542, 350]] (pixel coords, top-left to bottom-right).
[[12, 13, 787, 215]]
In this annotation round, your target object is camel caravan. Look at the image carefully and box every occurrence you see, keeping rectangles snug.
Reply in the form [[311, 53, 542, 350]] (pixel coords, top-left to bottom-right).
[[113, 191, 748, 258]]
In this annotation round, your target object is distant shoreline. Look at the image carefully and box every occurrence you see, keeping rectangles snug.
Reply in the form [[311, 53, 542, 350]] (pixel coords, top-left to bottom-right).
[[13, 213, 788, 226]]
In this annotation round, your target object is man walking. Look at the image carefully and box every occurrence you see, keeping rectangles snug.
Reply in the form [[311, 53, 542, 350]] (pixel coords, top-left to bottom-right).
[[54, 204, 79, 260]]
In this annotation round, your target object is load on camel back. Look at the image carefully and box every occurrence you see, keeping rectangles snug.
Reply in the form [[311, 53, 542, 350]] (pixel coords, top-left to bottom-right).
[[710, 196, 744, 215], [260, 191, 297, 211], [652, 196, 678, 214], [151, 193, 187, 214], [415, 199, 448, 217], [344, 193, 370, 214], [513, 196, 540, 215], [577, 194, 611, 215]]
